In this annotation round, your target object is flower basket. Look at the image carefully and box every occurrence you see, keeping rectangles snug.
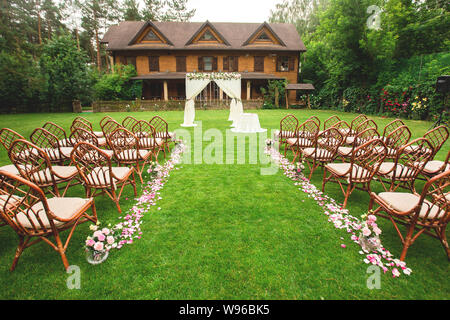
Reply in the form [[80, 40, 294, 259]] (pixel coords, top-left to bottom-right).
[[358, 234, 381, 252], [86, 249, 109, 265]]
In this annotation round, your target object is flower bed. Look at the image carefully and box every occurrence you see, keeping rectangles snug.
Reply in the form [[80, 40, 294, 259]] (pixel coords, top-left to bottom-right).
[[264, 143, 412, 278]]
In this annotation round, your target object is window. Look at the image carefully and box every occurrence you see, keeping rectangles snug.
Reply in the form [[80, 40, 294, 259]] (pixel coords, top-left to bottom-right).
[[254, 56, 264, 72], [176, 56, 186, 72], [148, 56, 159, 72], [142, 30, 159, 42], [199, 30, 215, 41], [223, 56, 239, 72], [203, 57, 213, 71], [256, 31, 271, 41], [198, 56, 217, 72], [122, 56, 136, 69], [277, 56, 294, 72]]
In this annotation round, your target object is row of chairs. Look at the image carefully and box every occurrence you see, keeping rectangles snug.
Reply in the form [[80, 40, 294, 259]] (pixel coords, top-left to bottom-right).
[[0, 115, 175, 271], [277, 114, 449, 261]]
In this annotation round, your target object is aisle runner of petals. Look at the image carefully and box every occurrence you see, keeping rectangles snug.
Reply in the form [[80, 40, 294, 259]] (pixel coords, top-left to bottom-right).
[[264, 144, 412, 278], [85, 142, 186, 254]]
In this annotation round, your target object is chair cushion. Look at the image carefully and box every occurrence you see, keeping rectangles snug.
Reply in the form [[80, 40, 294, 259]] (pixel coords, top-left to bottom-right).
[[422, 160, 447, 174], [287, 138, 312, 147], [139, 138, 163, 148], [0, 194, 22, 213], [86, 167, 133, 187], [58, 138, 75, 147], [97, 138, 107, 147], [93, 131, 104, 138], [325, 163, 370, 180], [15, 197, 91, 229], [378, 192, 445, 220], [29, 166, 78, 183], [337, 147, 353, 156], [0, 164, 20, 176], [378, 162, 414, 178], [116, 150, 150, 161], [302, 148, 332, 160], [345, 136, 355, 145]]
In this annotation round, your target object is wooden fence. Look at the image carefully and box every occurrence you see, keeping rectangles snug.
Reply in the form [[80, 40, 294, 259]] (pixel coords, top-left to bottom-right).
[[92, 99, 263, 113]]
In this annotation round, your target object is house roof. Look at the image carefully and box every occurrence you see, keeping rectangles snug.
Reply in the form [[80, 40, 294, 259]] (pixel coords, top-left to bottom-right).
[[286, 83, 315, 91], [102, 21, 306, 52]]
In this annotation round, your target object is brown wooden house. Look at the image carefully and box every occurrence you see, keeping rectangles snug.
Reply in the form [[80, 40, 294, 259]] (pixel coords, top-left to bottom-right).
[[101, 21, 307, 102]]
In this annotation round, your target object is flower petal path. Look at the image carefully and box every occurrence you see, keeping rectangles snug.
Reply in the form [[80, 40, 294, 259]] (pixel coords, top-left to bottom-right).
[[264, 144, 412, 278]]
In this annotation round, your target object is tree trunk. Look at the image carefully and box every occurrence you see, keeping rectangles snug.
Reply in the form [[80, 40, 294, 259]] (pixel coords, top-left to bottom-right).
[[75, 28, 80, 51], [36, 1, 42, 44]]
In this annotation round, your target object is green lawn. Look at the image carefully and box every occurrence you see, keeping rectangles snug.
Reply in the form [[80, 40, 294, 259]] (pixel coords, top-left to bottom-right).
[[0, 109, 448, 300]]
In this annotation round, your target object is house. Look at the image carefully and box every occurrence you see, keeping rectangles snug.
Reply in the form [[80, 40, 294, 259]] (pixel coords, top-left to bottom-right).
[[101, 21, 307, 103]]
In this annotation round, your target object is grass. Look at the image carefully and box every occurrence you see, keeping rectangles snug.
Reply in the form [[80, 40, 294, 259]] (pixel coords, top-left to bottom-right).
[[0, 109, 448, 300]]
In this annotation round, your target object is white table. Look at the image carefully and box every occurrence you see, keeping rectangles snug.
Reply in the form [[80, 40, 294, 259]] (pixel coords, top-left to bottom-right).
[[231, 113, 267, 133]]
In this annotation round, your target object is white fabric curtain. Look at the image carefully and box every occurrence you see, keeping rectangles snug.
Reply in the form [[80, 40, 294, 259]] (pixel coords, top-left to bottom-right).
[[213, 78, 243, 124], [181, 78, 211, 127]]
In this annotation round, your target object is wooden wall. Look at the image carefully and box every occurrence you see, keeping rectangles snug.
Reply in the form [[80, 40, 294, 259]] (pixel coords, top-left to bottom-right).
[[117, 50, 300, 100]]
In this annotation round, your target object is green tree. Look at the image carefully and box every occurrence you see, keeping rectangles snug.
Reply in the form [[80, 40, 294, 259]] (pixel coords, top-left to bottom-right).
[[40, 34, 93, 112]]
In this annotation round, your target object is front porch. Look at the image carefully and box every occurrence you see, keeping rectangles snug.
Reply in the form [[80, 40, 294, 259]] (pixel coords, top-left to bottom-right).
[[131, 72, 286, 102]]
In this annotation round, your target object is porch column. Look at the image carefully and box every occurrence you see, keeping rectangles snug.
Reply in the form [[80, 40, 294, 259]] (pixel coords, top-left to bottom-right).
[[219, 88, 223, 100], [246, 81, 251, 100], [163, 80, 168, 101]]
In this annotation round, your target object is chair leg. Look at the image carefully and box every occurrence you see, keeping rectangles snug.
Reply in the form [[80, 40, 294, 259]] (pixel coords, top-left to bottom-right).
[[400, 223, 416, 261], [322, 168, 327, 192], [54, 231, 70, 270], [10, 235, 26, 271], [111, 188, 122, 214], [436, 225, 450, 260], [342, 183, 353, 208]]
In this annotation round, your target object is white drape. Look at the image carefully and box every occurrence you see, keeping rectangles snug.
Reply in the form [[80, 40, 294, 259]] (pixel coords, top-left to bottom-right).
[[213, 78, 243, 124], [181, 78, 211, 127]]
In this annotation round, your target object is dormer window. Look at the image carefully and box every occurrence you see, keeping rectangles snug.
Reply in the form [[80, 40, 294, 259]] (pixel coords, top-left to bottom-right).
[[256, 31, 271, 41], [142, 30, 159, 41], [199, 30, 215, 41]]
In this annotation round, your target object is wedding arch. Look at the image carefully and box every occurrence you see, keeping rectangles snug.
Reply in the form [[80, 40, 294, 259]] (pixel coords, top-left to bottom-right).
[[181, 72, 244, 127]]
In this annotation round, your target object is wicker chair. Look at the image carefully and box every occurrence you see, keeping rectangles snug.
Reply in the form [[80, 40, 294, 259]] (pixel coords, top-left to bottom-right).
[[30, 128, 73, 164], [277, 114, 299, 156], [9, 139, 79, 197], [99, 115, 114, 129], [107, 128, 151, 184], [287, 119, 319, 163], [122, 116, 139, 132], [132, 120, 163, 161], [149, 116, 175, 157], [302, 127, 344, 180], [421, 150, 450, 180], [42, 122, 74, 147], [101, 118, 122, 140], [382, 119, 405, 140], [71, 142, 137, 214], [405, 125, 449, 159], [72, 117, 103, 138], [306, 116, 321, 129], [345, 119, 378, 145], [337, 128, 380, 160], [0, 128, 26, 176], [369, 169, 450, 261], [376, 138, 434, 193], [0, 169, 97, 271], [70, 127, 109, 150], [323, 138, 387, 208], [348, 114, 369, 137], [323, 115, 341, 131], [382, 125, 412, 160]]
